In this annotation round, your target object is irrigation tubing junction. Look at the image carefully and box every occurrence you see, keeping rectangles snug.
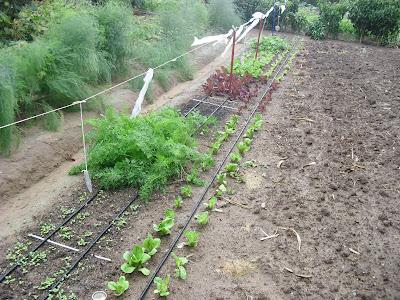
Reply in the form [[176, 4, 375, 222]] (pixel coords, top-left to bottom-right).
[[138, 38, 300, 300]]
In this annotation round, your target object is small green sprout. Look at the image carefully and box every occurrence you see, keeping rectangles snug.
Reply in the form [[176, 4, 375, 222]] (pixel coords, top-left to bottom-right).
[[173, 196, 183, 209], [172, 253, 188, 280], [180, 185, 193, 198], [196, 211, 209, 226], [107, 276, 129, 296], [204, 196, 217, 210], [243, 137, 252, 147], [184, 230, 199, 247], [154, 275, 170, 297], [40, 222, 56, 236], [38, 276, 56, 290]]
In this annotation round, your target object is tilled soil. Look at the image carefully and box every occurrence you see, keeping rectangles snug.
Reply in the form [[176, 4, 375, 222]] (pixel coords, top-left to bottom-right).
[[167, 39, 400, 299]]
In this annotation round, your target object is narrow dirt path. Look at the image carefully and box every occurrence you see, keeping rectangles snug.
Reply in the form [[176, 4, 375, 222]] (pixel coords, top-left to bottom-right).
[[167, 39, 400, 299]]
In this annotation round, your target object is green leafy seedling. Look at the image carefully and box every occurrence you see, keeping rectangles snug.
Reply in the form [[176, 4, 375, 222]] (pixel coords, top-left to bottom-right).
[[229, 152, 242, 163], [153, 209, 175, 236], [186, 169, 205, 187], [196, 211, 209, 226], [225, 163, 238, 173], [237, 142, 250, 154], [173, 196, 183, 209], [154, 275, 170, 297], [184, 230, 199, 247], [243, 138, 252, 147], [107, 276, 129, 296], [245, 127, 255, 139], [121, 246, 151, 275], [172, 253, 188, 280], [204, 196, 217, 210], [180, 185, 192, 198], [216, 172, 227, 185], [211, 141, 222, 155], [200, 154, 215, 171], [142, 234, 161, 256]]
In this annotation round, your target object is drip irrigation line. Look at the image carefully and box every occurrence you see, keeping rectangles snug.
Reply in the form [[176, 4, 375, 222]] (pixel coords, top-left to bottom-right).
[[0, 43, 209, 131], [183, 96, 207, 117], [39, 92, 234, 299], [137, 39, 298, 300], [0, 191, 99, 283], [40, 192, 140, 300]]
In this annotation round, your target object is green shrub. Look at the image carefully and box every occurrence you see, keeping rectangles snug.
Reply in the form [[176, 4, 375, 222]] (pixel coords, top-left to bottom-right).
[[349, 0, 400, 44], [307, 18, 326, 40], [95, 1, 133, 74], [69, 108, 212, 199], [234, 0, 268, 21], [339, 17, 356, 35], [208, 0, 241, 32], [318, 0, 347, 38], [294, 5, 319, 32]]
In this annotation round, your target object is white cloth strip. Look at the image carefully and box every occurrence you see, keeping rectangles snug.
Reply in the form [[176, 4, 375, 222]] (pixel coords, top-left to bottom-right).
[[131, 68, 154, 118], [192, 98, 238, 111]]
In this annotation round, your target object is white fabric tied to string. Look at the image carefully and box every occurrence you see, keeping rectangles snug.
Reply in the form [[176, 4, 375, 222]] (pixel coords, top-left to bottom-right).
[[280, 5, 286, 14], [131, 68, 154, 118], [191, 29, 233, 47], [78, 101, 93, 194]]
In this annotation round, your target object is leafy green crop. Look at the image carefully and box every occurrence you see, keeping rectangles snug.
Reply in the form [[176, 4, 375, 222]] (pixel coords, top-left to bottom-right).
[[121, 246, 150, 275], [229, 152, 242, 163], [180, 185, 193, 198], [107, 276, 129, 296], [172, 252, 188, 280], [196, 211, 209, 226], [70, 108, 211, 199], [154, 275, 170, 297], [153, 209, 175, 236], [252, 36, 290, 53], [142, 234, 161, 256], [216, 172, 227, 185], [173, 196, 183, 209], [184, 230, 199, 247], [237, 142, 250, 154], [186, 169, 205, 187], [225, 163, 239, 173], [204, 196, 217, 210]]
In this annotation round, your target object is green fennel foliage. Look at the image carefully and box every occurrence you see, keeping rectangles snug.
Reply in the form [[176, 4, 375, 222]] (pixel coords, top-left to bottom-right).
[[69, 108, 211, 199]]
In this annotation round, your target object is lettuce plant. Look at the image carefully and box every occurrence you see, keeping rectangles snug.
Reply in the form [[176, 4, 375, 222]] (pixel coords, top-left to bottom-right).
[[173, 196, 183, 209], [121, 246, 150, 275], [184, 230, 199, 247], [153, 210, 175, 236], [186, 169, 205, 187], [107, 276, 129, 296], [229, 152, 242, 163], [243, 137, 252, 147], [180, 185, 193, 198], [225, 163, 238, 173], [142, 234, 161, 256], [211, 141, 222, 155], [196, 211, 209, 226], [237, 142, 250, 154], [216, 172, 227, 185], [154, 275, 170, 297], [172, 253, 188, 280], [204, 196, 217, 210]]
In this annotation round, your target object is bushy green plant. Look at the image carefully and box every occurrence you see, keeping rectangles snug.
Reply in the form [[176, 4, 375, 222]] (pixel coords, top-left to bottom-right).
[[107, 276, 129, 296], [307, 18, 326, 40], [294, 5, 319, 33], [339, 17, 356, 35], [208, 0, 241, 31], [69, 108, 210, 199], [95, 1, 133, 74], [349, 0, 400, 44], [318, 0, 347, 38]]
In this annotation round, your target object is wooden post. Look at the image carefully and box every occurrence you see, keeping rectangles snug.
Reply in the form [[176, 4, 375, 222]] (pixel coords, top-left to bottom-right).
[[255, 19, 265, 60], [229, 29, 237, 93]]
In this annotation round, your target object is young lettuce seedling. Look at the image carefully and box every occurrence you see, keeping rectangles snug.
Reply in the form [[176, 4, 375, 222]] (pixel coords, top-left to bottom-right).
[[184, 230, 199, 247], [173, 196, 183, 209], [180, 185, 193, 198], [244, 127, 255, 139], [243, 137, 252, 147], [107, 276, 129, 296], [229, 152, 242, 163], [211, 141, 222, 155], [204, 196, 217, 210], [196, 211, 209, 226], [142, 234, 161, 256], [121, 246, 151, 275], [225, 163, 238, 173], [172, 253, 188, 280], [186, 169, 205, 187], [216, 172, 227, 185], [154, 275, 170, 297], [199, 154, 215, 171], [237, 142, 250, 154], [153, 210, 175, 236]]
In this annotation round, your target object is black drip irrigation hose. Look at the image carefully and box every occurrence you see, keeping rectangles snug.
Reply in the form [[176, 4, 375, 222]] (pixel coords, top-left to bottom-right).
[[40, 191, 140, 300], [137, 40, 299, 300], [183, 96, 207, 117], [38, 93, 235, 299], [0, 190, 99, 283]]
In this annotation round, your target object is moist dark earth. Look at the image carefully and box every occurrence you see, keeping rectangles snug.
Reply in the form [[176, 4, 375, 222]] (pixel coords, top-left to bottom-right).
[[1, 37, 400, 299]]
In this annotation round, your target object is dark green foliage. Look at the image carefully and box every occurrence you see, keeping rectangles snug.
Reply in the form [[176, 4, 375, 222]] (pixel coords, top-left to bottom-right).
[[318, 0, 347, 38], [95, 1, 133, 74], [69, 108, 211, 199], [208, 0, 242, 31], [307, 18, 326, 40], [349, 0, 400, 43], [234, 0, 267, 21]]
